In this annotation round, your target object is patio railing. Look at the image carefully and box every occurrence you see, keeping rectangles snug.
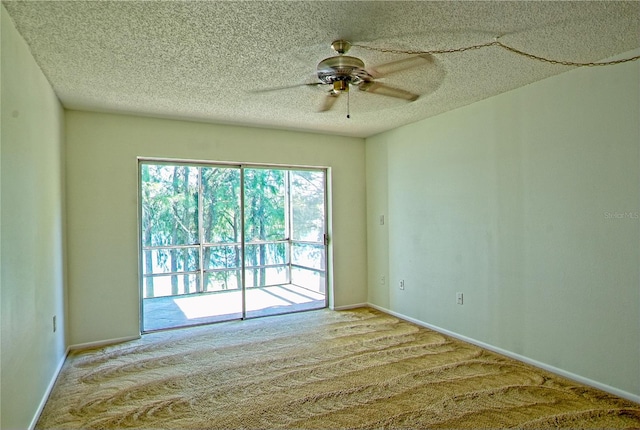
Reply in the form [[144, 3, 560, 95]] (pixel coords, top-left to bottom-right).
[[142, 239, 325, 298]]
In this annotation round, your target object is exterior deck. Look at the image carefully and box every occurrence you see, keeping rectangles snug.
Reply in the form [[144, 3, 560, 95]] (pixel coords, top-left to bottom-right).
[[143, 284, 326, 331]]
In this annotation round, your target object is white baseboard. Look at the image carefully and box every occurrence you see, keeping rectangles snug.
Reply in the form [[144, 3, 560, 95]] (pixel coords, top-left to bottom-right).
[[332, 302, 368, 311], [26, 333, 143, 429], [367, 303, 640, 404], [28, 349, 69, 430], [29, 334, 142, 428], [68, 335, 141, 351]]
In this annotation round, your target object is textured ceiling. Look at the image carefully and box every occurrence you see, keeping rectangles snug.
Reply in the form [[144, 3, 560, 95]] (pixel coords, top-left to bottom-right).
[[3, 1, 640, 138]]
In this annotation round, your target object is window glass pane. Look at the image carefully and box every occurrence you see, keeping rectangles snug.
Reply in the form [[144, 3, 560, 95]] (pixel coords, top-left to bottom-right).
[[142, 247, 199, 275], [141, 164, 199, 247], [291, 267, 326, 295], [202, 167, 241, 244], [292, 243, 325, 270], [244, 168, 286, 241], [204, 270, 241, 292], [291, 170, 325, 242], [142, 273, 200, 298], [204, 245, 241, 270], [244, 243, 287, 267], [245, 267, 287, 288]]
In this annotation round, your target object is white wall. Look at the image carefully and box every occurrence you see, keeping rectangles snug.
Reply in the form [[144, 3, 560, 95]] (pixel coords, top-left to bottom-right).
[[366, 51, 640, 399], [65, 111, 366, 345], [1, 6, 67, 429]]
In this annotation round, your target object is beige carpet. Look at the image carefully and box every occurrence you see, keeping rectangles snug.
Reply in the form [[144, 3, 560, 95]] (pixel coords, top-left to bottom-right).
[[37, 308, 640, 429]]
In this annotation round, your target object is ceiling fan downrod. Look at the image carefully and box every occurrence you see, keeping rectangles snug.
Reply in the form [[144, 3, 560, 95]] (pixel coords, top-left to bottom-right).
[[331, 41, 352, 119], [331, 40, 352, 55]]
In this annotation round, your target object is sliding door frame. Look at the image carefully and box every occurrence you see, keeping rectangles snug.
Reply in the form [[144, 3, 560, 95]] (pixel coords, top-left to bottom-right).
[[137, 157, 330, 332]]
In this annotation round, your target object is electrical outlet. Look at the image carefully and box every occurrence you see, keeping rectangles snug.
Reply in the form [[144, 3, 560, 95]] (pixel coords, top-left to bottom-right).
[[380, 275, 386, 285], [456, 292, 463, 305], [53, 315, 57, 332], [399, 280, 405, 290]]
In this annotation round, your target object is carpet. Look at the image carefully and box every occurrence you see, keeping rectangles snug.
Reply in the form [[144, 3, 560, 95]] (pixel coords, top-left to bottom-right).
[[36, 308, 640, 429]]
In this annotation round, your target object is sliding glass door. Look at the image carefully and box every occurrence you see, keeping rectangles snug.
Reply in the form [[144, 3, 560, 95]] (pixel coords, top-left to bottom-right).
[[290, 170, 327, 295], [200, 166, 244, 320], [243, 168, 327, 318], [139, 161, 327, 331]]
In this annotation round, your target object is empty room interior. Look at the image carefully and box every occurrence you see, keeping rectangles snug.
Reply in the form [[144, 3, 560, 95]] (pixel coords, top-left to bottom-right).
[[1, 1, 639, 428]]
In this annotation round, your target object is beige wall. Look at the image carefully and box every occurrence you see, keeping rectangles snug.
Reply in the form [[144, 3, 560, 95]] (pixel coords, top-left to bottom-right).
[[1, 6, 67, 429], [366, 50, 640, 399], [65, 111, 367, 345]]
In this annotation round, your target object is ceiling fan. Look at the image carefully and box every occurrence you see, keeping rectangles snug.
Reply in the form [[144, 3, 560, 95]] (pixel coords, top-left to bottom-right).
[[255, 40, 435, 114]]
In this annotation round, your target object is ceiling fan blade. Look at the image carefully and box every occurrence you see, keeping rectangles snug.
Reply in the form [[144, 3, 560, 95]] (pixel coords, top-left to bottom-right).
[[367, 54, 435, 79], [359, 82, 419, 101], [251, 82, 324, 93], [319, 92, 340, 112]]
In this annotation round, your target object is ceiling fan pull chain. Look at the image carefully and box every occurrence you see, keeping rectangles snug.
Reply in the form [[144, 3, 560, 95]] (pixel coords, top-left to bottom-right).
[[347, 88, 351, 119]]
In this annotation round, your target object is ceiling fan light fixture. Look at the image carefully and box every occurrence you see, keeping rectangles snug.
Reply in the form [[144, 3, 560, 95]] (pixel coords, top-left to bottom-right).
[[333, 81, 349, 93]]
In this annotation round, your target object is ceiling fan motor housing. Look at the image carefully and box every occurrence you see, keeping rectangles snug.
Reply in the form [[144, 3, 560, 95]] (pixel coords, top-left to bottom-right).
[[316, 55, 369, 86]]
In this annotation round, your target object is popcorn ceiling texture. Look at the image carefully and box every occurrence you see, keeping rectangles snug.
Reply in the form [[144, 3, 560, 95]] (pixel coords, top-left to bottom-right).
[[3, 1, 639, 137]]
